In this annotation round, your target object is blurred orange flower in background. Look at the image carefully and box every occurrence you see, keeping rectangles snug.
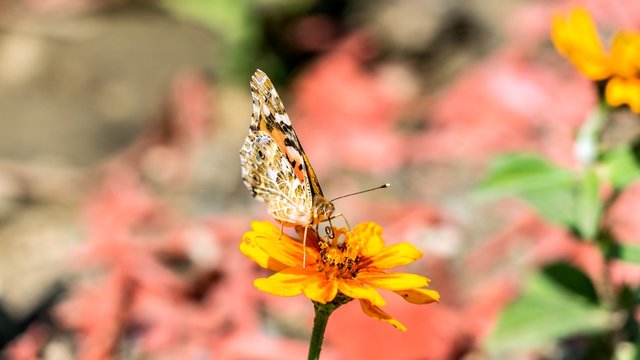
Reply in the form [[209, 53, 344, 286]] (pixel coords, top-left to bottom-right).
[[552, 7, 640, 112], [240, 221, 439, 331]]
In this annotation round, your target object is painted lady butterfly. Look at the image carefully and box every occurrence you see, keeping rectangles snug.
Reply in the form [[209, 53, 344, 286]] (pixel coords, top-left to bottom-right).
[[240, 70, 335, 239]]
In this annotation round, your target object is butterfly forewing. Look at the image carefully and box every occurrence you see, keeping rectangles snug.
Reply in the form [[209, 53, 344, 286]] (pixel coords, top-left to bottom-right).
[[241, 69, 334, 226], [249, 70, 325, 198]]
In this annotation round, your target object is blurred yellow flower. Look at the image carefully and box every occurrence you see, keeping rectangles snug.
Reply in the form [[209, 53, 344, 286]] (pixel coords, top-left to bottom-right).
[[551, 7, 640, 113], [240, 221, 439, 331]]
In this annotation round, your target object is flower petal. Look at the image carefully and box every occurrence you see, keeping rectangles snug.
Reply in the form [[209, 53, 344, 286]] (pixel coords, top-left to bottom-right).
[[351, 222, 384, 256], [357, 272, 430, 291], [358, 299, 406, 331], [606, 77, 640, 113], [240, 223, 288, 271], [302, 273, 338, 304], [610, 32, 640, 77], [395, 288, 440, 304], [248, 221, 317, 268], [359, 243, 423, 270], [254, 267, 310, 296], [337, 279, 386, 307], [550, 8, 610, 80]]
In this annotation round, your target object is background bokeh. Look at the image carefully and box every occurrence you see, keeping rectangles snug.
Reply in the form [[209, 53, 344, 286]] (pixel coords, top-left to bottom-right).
[[1, 0, 639, 359]]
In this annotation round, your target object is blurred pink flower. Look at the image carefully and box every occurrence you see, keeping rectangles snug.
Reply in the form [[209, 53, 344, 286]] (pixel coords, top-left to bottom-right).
[[291, 33, 409, 175], [54, 166, 307, 359], [4, 325, 48, 360], [608, 183, 640, 243], [415, 51, 594, 165]]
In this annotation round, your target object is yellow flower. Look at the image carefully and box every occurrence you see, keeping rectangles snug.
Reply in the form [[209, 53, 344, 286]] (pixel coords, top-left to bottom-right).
[[240, 221, 439, 331], [551, 7, 640, 113]]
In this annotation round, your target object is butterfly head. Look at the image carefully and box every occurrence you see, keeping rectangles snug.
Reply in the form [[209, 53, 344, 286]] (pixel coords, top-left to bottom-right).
[[313, 196, 335, 223]]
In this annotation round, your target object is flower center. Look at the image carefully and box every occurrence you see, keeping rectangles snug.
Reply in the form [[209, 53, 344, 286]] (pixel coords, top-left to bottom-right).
[[317, 240, 360, 278]]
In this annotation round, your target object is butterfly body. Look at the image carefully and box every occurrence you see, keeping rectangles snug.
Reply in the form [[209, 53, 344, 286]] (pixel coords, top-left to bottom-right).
[[240, 69, 335, 229]]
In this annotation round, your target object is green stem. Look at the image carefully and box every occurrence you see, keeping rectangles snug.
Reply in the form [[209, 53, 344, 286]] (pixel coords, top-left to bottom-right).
[[308, 295, 351, 360], [575, 98, 609, 169]]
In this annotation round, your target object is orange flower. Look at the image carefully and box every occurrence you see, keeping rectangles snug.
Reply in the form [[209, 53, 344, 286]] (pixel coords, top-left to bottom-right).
[[551, 7, 640, 113], [240, 221, 439, 331]]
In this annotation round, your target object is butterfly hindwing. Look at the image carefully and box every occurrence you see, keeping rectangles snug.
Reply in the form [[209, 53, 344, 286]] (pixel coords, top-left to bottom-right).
[[240, 130, 314, 225]]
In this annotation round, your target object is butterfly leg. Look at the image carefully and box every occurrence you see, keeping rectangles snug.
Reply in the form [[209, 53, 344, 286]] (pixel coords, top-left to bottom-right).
[[302, 225, 309, 269], [277, 222, 284, 241]]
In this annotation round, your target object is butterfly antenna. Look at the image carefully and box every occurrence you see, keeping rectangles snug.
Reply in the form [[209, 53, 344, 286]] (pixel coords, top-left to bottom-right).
[[330, 183, 390, 202]]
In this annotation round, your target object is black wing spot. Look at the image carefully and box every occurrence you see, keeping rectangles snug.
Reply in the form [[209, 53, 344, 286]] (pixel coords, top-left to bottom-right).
[[257, 149, 265, 160], [251, 173, 261, 185], [298, 164, 303, 171]]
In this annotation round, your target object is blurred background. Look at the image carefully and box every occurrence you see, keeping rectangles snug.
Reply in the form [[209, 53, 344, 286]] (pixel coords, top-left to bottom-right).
[[0, 0, 639, 359]]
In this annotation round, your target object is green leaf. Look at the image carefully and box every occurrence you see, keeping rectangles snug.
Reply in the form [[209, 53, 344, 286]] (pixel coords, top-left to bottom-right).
[[541, 262, 599, 304], [486, 263, 610, 354], [605, 243, 640, 264], [601, 145, 640, 189], [574, 170, 601, 240], [476, 154, 576, 226]]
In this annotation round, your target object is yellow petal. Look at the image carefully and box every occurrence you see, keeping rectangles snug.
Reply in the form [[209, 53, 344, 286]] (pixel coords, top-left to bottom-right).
[[357, 272, 430, 291], [359, 243, 423, 270], [240, 229, 288, 271], [550, 8, 610, 80], [351, 222, 384, 256], [610, 32, 640, 77], [254, 267, 309, 296], [302, 273, 338, 304], [606, 77, 640, 113], [395, 288, 440, 304], [358, 299, 406, 331], [337, 279, 386, 307], [249, 222, 315, 268]]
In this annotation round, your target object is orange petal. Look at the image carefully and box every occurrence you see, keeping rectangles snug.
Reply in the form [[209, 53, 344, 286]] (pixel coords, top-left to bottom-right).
[[395, 288, 440, 304], [254, 267, 311, 296], [357, 272, 430, 291], [359, 243, 423, 270], [302, 273, 338, 304], [337, 279, 386, 307], [351, 222, 384, 256], [358, 299, 406, 331]]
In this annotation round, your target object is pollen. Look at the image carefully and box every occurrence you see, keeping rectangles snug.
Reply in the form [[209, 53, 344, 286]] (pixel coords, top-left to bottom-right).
[[317, 239, 360, 278]]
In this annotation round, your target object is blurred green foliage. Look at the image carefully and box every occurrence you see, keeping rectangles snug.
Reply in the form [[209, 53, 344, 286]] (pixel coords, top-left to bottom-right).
[[161, 0, 318, 81]]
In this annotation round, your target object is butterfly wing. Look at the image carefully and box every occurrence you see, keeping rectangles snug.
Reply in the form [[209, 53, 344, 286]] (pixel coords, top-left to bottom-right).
[[249, 69, 325, 199], [240, 69, 324, 225], [240, 131, 313, 225]]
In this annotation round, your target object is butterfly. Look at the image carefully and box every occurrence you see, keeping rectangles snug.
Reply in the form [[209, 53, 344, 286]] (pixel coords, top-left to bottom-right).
[[239, 69, 336, 247]]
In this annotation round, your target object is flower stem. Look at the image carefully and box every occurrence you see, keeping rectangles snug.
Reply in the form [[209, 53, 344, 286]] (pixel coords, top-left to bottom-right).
[[308, 295, 351, 360]]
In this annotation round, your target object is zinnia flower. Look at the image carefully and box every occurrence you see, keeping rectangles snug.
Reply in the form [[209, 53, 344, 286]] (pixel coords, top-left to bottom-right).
[[551, 7, 640, 113], [240, 221, 439, 331]]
